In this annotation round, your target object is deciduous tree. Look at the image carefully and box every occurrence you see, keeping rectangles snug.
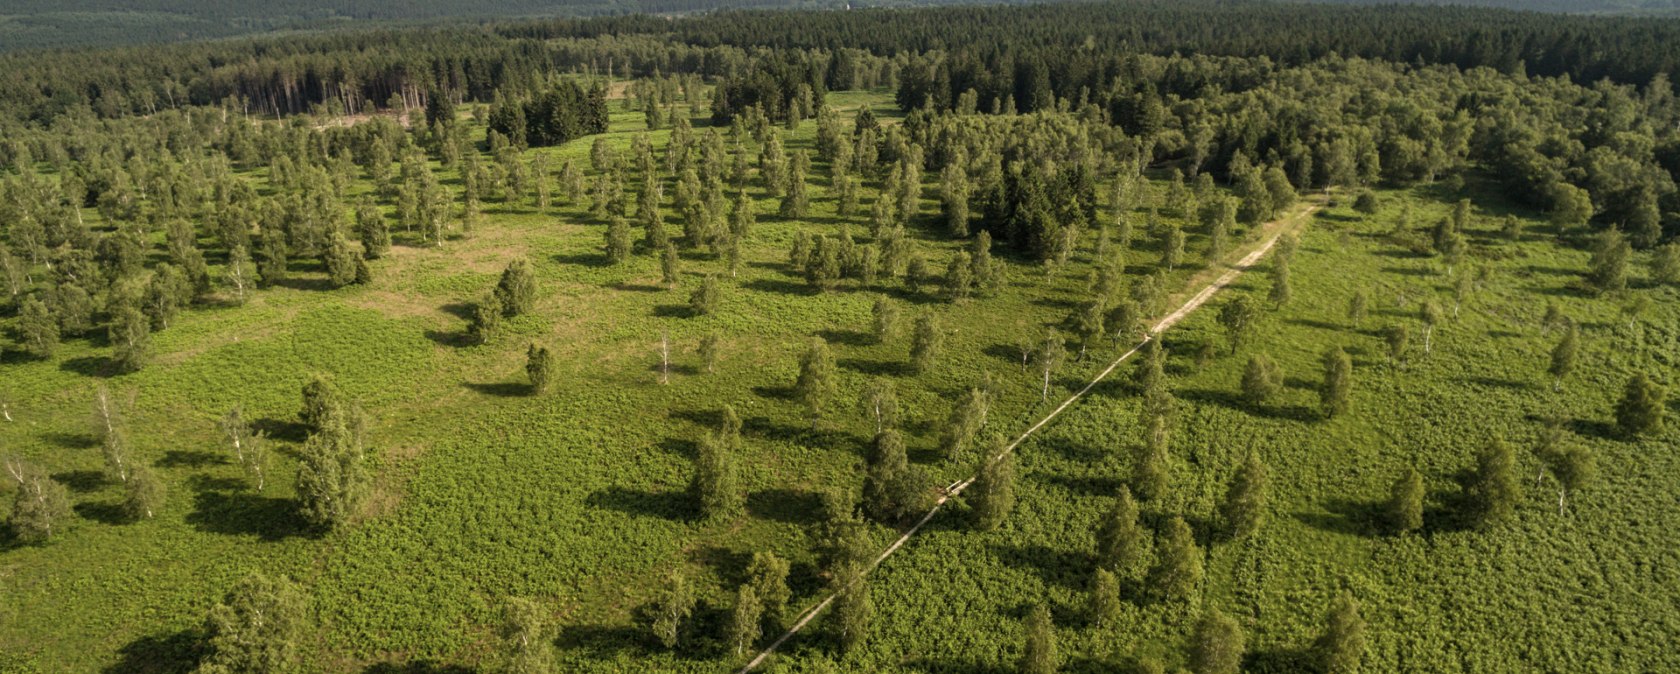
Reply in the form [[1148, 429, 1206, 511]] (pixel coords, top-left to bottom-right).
[[1020, 604, 1058, 674], [1387, 468, 1424, 535], [1315, 593, 1367, 674], [197, 571, 307, 674], [1189, 608, 1245, 674], [1614, 373, 1666, 438]]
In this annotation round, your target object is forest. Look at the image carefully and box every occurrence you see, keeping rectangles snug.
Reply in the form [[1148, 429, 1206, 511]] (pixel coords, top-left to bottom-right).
[[1, 1, 1677, 673]]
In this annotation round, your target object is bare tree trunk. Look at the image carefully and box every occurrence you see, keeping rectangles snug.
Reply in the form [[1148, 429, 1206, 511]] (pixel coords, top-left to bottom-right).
[[660, 332, 671, 385]]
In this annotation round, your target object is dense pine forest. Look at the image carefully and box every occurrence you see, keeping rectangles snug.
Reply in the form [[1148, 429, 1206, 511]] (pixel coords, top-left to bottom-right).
[[1, 1, 1677, 672]]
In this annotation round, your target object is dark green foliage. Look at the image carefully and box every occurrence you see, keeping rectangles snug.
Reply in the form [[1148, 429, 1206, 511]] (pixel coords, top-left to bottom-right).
[[661, 243, 681, 288], [1586, 228, 1631, 294], [1320, 346, 1353, 418], [746, 552, 792, 633], [18, 295, 58, 358], [1019, 604, 1058, 674], [1217, 295, 1259, 354], [295, 405, 368, 531], [470, 293, 505, 344], [107, 303, 152, 374], [794, 337, 838, 423], [1150, 516, 1203, 601], [1220, 451, 1269, 539], [1652, 242, 1680, 286], [692, 430, 741, 519], [299, 376, 342, 432], [5, 460, 72, 543], [486, 81, 609, 148], [495, 259, 538, 317], [605, 217, 631, 264], [727, 584, 762, 657], [1315, 593, 1367, 674], [1240, 354, 1283, 405], [526, 343, 556, 394], [1548, 324, 1578, 390], [833, 568, 873, 653], [1190, 608, 1245, 674], [910, 313, 943, 374], [197, 571, 306, 674], [1466, 436, 1520, 529], [1387, 468, 1425, 535], [863, 429, 914, 523], [1095, 485, 1145, 575], [1087, 568, 1121, 627], [122, 462, 165, 521], [647, 570, 695, 651], [968, 451, 1016, 532], [689, 274, 721, 316], [1614, 373, 1667, 439]]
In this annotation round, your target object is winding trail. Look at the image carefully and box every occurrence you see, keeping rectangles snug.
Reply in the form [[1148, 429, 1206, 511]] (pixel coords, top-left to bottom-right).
[[737, 200, 1321, 673]]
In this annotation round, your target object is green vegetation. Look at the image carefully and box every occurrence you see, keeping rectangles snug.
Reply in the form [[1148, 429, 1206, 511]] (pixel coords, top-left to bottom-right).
[[0, 1, 1677, 672]]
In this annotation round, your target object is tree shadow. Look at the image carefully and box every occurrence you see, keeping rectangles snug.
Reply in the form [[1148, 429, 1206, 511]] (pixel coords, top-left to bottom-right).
[[74, 499, 130, 525], [51, 469, 107, 493], [42, 431, 97, 449], [423, 329, 476, 348], [988, 542, 1093, 590], [272, 276, 333, 292], [1177, 388, 1316, 423], [837, 358, 911, 377], [1038, 436, 1108, 462], [609, 281, 664, 293], [253, 417, 310, 443], [554, 251, 612, 268], [184, 477, 311, 541], [1292, 497, 1386, 537], [742, 278, 815, 296], [690, 544, 754, 587], [1286, 317, 1349, 333], [157, 450, 225, 469], [462, 381, 531, 397], [652, 303, 693, 318], [438, 302, 476, 320], [750, 385, 795, 401], [362, 661, 474, 674], [583, 485, 694, 522], [60, 355, 116, 378], [747, 487, 824, 525], [1564, 418, 1618, 441], [556, 623, 651, 662], [1245, 644, 1317, 672], [103, 627, 204, 674], [1041, 473, 1124, 497]]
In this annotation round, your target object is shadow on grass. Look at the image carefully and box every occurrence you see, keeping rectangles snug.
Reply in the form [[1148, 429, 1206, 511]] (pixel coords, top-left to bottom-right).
[[252, 418, 310, 443], [52, 469, 107, 493], [554, 252, 613, 268], [584, 485, 694, 522], [157, 450, 224, 469], [423, 329, 475, 348], [42, 431, 97, 449], [988, 542, 1093, 591], [438, 302, 475, 320], [556, 623, 651, 662], [747, 487, 824, 525], [609, 281, 664, 293], [742, 278, 815, 296], [184, 477, 311, 541], [362, 661, 473, 674], [103, 627, 204, 674], [1041, 472, 1124, 497], [691, 544, 754, 587], [1459, 375, 1530, 392], [74, 499, 129, 525], [1178, 388, 1318, 423], [60, 355, 116, 378], [462, 381, 531, 397], [1292, 497, 1388, 537]]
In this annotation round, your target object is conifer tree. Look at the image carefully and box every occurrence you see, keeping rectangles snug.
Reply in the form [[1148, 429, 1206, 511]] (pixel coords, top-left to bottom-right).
[[526, 343, 556, 394], [469, 293, 504, 344]]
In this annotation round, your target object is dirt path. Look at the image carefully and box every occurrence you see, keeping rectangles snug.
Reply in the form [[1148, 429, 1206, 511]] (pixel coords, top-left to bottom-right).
[[737, 199, 1321, 673]]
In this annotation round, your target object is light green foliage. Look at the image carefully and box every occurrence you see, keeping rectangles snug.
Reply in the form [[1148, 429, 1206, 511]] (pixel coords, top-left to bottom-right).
[[1019, 604, 1058, 674], [968, 451, 1016, 531], [196, 572, 306, 674]]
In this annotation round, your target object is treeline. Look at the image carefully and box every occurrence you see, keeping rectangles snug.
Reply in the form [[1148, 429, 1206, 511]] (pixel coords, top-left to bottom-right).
[[4, 0, 1680, 127]]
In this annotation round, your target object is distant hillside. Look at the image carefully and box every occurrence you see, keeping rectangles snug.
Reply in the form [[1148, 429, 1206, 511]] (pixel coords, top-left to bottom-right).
[[1296, 0, 1680, 15]]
